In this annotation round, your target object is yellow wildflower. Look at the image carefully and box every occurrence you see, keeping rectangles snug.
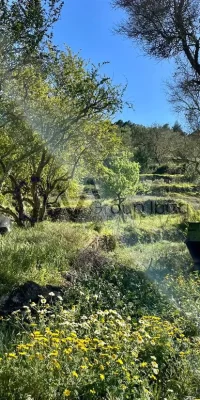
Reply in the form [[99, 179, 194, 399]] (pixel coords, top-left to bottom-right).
[[53, 360, 61, 369], [51, 338, 60, 343], [64, 348, 73, 355], [116, 359, 123, 365], [49, 351, 58, 357], [36, 353, 44, 361], [150, 374, 157, 381], [140, 362, 147, 368], [7, 353, 17, 359], [72, 371, 78, 378], [90, 389, 96, 394], [100, 374, 105, 381], [63, 389, 71, 397]]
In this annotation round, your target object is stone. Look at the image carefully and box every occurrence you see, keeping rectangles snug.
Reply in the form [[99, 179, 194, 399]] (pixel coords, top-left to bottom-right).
[[0, 281, 64, 316], [0, 215, 12, 235]]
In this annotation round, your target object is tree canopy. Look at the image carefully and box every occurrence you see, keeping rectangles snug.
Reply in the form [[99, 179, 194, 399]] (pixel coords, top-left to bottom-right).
[[113, 0, 200, 130], [0, 42, 124, 225]]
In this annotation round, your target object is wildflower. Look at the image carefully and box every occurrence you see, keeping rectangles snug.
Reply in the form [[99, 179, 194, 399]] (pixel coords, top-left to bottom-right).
[[140, 362, 147, 368], [50, 332, 59, 337], [64, 348, 73, 355], [48, 292, 55, 296], [116, 359, 123, 365], [80, 365, 87, 370], [17, 345, 29, 350], [72, 371, 78, 378], [100, 364, 104, 370], [63, 389, 71, 397], [150, 374, 157, 381], [51, 338, 60, 343], [151, 361, 158, 368], [36, 353, 44, 360], [53, 360, 61, 369], [90, 389, 96, 394], [100, 374, 105, 381], [49, 351, 58, 357], [7, 353, 17, 358], [136, 334, 143, 343]]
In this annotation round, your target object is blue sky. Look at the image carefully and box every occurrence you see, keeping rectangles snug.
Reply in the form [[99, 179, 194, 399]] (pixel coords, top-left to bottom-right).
[[53, 0, 182, 127]]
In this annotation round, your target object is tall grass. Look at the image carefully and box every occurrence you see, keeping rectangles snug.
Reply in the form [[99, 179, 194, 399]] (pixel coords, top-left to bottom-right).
[[0, 221, 95, 294]]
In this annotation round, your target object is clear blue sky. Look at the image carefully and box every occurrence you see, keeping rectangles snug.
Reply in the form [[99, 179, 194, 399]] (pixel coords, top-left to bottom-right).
[[53, 0, 182, 128]]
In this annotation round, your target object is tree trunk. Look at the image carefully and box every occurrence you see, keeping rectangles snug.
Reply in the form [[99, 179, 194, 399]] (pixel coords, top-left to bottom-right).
[[118, 195, 126, 223]]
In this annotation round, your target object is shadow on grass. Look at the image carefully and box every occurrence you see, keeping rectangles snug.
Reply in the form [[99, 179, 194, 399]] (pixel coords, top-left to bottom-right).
[[64, 250, 175, 321]]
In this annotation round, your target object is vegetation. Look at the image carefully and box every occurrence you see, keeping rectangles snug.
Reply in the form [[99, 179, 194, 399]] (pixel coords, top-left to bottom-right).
[[0, 1, 200, 399], [0, 215, 200, 399], [100, 152, 140, 220], [113, 0, 200, 130]]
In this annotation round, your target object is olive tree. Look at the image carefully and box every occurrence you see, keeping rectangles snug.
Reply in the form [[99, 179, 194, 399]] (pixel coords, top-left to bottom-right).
[[113, 0, 200, 130], [0, 49, 123, 226]]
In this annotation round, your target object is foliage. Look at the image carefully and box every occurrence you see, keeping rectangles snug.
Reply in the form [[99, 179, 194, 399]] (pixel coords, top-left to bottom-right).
[[0, 0, 63, 71], [113, 0, 200, 60], [113, 0, 200, 130], [115, 120, 187, 172], [100, 152, 140, 220], [0, 214, 200, 398], [0, 48, 123, 225], [0, 305, 199, 400], [0, 221, 95, 294]]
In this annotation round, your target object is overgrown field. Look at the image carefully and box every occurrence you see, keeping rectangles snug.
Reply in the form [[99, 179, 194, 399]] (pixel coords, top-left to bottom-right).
[[0, 215, 200, 399]]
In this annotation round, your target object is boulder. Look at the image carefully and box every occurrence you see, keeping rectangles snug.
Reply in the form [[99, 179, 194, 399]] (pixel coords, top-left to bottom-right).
[[0, 281, 64, 316], [0, 215, 12, 235]]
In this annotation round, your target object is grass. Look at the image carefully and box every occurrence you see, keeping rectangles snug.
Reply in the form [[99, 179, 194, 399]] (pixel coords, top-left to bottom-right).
[[0, 214, 200, 399], [0, 221, 95, 294]]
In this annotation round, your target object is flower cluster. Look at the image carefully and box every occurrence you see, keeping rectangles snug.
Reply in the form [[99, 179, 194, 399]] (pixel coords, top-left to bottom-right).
[[0, 308, 196, 399]]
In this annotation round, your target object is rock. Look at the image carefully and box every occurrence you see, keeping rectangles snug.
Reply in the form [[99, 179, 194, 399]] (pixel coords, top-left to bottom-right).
[[0, 215, 12, 235], [61, 272, 77, 284], [0, 281, 64, 316]]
